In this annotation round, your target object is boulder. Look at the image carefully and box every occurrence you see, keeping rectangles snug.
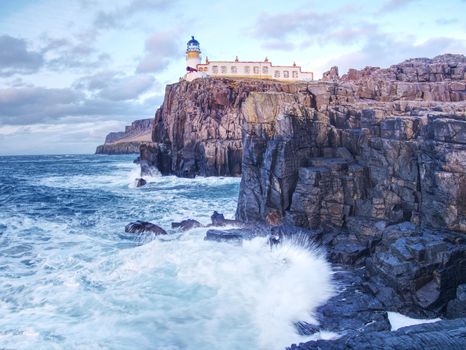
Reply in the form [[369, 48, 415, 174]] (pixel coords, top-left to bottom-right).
[[135, 178, 147, 187], [171, 219, 202, 231], [124, 221, 167, 235], [204, 229, 243, 242], [210, 211, 240, 226]]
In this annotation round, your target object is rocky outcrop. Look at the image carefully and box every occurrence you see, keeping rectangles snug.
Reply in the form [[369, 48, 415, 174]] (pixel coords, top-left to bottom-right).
[[139, 79, 312, 177], [289, 318, 466, 350], [234, 54, 466, 317], [95, 118, 153, 154], [236, 54, 466, 232], [139, 54, 465, 331], [124, 221, 167, 235], [96, 141, 149, 154]]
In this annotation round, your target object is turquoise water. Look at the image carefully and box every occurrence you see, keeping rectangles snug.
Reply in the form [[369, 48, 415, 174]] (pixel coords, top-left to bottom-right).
[[0, 154, 333, 350]]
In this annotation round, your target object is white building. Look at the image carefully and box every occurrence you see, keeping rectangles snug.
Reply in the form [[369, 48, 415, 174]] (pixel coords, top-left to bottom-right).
[[184, 36, 313, 82]]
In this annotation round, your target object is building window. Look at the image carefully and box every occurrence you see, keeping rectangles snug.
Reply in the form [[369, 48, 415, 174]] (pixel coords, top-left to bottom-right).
[[213, 66, 218, 74], [262, 66, 268, 74], [253, 66, 259, 74], [284, 70, 289, 78], [292, 71, 298, 78], [244, 66, 250, 74], [231, 66, 237, 74], [274, 70, 280, 78], [221, 66, 227, 74]]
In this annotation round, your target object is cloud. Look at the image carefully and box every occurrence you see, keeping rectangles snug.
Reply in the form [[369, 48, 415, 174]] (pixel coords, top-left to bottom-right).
[[40, 36, 112, 72], [74, 71, 156, 100], [93, 0, 175, 30], [136, 31, 180, 73], [250, 7, 374, 51], [0, 85, 161, 126], [379, 0, 418, 12], [0, 35, 44, 76], [251, 10, 336, 41], [436, 18, 459, 26]]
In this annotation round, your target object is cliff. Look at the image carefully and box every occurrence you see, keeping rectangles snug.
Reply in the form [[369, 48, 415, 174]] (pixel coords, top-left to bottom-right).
[[236, 54, 466, 230], [140, 79, 318, 177], [235, 54, 466, 319], [95, 118, 153, 154], [139, 54, 466, 348]]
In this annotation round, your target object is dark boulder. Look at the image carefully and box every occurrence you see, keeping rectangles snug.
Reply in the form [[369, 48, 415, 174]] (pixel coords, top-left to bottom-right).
[[210, 211, 240, 226], [125, 221, 167, 235], [135, 178, 147, 187], [446, 284, 466, 319], [204, 229, 243, 242], [171, 219, 202, 231]]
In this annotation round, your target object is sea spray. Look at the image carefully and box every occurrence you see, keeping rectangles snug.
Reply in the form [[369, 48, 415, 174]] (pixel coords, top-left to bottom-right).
[[0, 154, 334, 350]]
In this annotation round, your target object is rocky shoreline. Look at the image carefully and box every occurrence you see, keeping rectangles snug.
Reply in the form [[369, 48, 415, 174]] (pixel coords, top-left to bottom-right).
[[138, 54, 466, 349]]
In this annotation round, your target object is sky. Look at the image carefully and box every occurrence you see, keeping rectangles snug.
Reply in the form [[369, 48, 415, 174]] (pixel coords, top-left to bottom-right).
[[0, 0, 465, 155]]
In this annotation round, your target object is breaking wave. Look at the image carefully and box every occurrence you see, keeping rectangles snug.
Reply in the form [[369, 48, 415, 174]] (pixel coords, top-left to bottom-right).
[[0, 154, 333, 349]]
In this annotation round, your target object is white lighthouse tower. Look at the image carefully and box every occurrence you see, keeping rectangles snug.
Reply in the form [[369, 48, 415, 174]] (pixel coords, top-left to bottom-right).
[[184, 36, 206, 81]]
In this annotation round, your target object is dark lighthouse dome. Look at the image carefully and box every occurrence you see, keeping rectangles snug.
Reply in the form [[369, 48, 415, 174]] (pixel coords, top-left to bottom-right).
[[186, 36, 201, 53]]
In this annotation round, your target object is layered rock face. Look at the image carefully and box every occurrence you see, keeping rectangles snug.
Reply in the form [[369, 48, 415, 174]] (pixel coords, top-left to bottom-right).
[[236, 54, 466, 231], [140, 54, 465, 317], [235, 54, 466, 315], [95, 118, 153, 154], [140, 79, 311, 177]]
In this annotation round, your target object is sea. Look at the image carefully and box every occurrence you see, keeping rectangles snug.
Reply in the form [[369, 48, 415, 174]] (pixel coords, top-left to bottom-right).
[[0, 154, 334, 350]]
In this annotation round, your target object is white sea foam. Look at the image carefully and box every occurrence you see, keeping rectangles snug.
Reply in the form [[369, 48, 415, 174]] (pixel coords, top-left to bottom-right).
[[387, 312, 441, 331], [0, 156, 334, 350]]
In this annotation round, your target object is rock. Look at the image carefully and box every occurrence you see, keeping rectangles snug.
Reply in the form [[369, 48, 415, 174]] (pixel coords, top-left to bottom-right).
[[287, 267, 393, 348], [135, 178, 147, 187], [365, 230, 466, 314], [322, 66, 339, 81], [96, 141, 150, 155], [204, 229, 243, 242], [210, 211, 240, 226], [171, 219, 202, 231], [124, 221, 167, 235], [446, 284, 466, 319], [96, 118, 153, 154], [289, 318, 466, 350], [138, 78, 314, 177]]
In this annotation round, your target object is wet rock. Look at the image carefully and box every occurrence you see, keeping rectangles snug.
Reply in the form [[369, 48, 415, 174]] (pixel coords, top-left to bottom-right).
[[135, 178, 147, 187], [366, 230, 466, 314], [289, 318, 466, 350], [313, 268, 391, 336], [210, 211, 240, 226], [124, 221, 167, 235], [171, 219, 202, 231], [446, 284, 466, 319], [204, 229, 243, 242]]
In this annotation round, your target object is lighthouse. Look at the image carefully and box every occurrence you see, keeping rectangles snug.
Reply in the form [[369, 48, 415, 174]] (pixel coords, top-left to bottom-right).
[[186, 36, 201, 70], [184, 36, 207, 82]]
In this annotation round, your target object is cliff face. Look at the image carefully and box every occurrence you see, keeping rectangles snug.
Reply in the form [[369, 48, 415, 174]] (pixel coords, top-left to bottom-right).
[[138, 54, 466, 347], [236, 54, 466, 232], [95, 118, 153, 154], [140, 79, 312, 177], [235, 54, 466, 315]]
